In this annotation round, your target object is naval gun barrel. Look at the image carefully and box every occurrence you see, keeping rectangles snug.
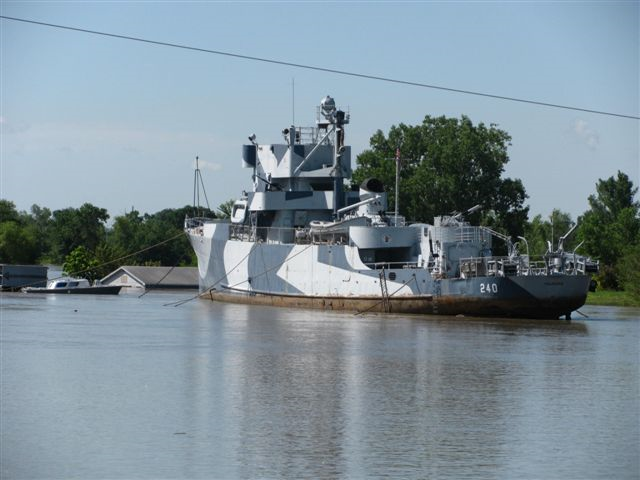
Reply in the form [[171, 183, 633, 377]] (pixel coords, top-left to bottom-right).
[[336, 195, 381, 217], [451, 204, 482, 221]]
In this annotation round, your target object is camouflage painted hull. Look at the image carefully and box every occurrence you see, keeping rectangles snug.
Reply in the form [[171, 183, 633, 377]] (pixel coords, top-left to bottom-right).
[[187, 215, 592, 320], [197, 272, 590, 319]]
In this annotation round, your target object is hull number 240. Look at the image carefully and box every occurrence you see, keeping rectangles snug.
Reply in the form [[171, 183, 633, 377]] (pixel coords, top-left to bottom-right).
[[480, 283, 498, 294]]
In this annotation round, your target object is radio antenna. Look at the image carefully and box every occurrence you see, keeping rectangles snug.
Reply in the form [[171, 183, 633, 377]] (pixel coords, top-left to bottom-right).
[[292, 77, 295, 125]]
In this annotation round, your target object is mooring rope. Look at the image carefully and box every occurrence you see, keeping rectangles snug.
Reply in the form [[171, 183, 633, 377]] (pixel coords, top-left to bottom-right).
[[166, 242, 313, 307], [137, 263, 178, 299], [14, 231, 187, 289], [165, 239, 268, 307], [354, 275, 418, 316], [165, 244, 256, 307], [224, 243, 313, 290]]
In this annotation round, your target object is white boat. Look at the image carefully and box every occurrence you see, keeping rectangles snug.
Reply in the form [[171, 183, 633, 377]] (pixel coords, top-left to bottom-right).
[[23, 277, 122, 295], [185, 96, 597, 319]]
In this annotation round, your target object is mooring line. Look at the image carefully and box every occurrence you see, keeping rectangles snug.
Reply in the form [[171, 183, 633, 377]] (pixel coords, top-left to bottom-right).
[[137, 264, 178, 299], [354, 275, 417, 316], [166, 243, 314, 307], [224, 244, 312, 291], [15, 231, 187, 290], [164, 243, 257, 307]]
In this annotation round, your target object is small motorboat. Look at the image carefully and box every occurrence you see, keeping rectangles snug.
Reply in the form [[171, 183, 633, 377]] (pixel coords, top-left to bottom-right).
[[22, 277, 122, 295]]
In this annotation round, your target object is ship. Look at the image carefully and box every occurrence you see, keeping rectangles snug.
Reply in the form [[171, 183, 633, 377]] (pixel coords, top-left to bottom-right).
[[185, 96, 598, 319]]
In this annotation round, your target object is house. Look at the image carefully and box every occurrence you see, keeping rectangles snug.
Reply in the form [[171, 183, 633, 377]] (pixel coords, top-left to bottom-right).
[[100, 266, 199, 291]]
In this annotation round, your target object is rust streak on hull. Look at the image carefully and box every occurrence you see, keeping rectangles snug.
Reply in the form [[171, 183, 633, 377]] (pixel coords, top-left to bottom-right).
[[199, 289, 585, 319], [201, 289, 434, 314]]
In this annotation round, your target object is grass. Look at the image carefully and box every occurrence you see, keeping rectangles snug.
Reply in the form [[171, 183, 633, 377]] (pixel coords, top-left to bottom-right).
[[586, 289, 640, 308]]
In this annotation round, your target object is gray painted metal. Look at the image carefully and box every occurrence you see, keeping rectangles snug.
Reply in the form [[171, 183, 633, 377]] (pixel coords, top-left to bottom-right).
[[185, 96, 597, 320], [0, 264, 48, 290]]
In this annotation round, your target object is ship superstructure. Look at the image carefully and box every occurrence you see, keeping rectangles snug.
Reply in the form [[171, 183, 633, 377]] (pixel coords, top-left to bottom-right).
[[185, 96, 597, 319]]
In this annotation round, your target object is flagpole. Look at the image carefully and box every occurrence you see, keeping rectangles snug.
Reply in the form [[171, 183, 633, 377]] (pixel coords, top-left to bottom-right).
[[394, 148, 400, 226]]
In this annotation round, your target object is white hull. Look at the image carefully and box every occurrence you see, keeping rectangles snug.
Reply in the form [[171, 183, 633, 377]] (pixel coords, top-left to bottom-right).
[[188, 222, 433, 298]]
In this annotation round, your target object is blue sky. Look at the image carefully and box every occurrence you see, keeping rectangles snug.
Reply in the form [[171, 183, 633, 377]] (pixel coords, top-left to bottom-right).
[[1, 1, 638, 222]]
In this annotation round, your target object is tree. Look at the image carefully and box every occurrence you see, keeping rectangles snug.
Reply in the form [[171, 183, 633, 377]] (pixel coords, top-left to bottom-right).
[[617, 243, 640, 300], [578, 171, 640, 289], [523, 210, 575, 257], [28, 204, 52, 260], [108, 209, 145, 263], [63, 246, 100, 283], [0, 200, 42, 264], [137, 206, 196, 266], [0, 200, 20, 223], [352, 115, 529, 238], [49, 203, 109, 262], [0, 199, 218, 268], [93, 242, 126, 280], [0, 221, 39, 264], [103, 205, 216, 267], [217, 199, 235, 219]]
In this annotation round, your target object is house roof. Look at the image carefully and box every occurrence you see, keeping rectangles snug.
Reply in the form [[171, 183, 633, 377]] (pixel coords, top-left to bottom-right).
[[101, 266, 199, 289]]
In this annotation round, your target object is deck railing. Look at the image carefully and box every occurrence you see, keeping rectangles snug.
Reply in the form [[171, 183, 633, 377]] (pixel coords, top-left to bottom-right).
[[187, 218, 597, 277], [228, 224, 345, 245], [385, 213, 406, 227], [458, 253, 596, 277], [185, 216, 217, 229], [364, 261, 421, 270]]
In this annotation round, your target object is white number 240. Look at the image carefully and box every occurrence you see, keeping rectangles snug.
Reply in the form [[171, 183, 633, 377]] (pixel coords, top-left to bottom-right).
[[480, 283, 498, 294]]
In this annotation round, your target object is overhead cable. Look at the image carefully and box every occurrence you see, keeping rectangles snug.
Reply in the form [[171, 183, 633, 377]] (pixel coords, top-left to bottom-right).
[[1, 15, 638, 120]]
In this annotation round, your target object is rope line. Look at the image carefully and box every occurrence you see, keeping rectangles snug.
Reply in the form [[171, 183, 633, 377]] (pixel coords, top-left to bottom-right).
[[355, 275, 418, 316], [1, 15, 637, 120], [65, 230, 186, 278], [166, 242, 313, 307], [224, 243, 313, 290], [16, 231, 187, 289], [165, 242, 256, 307], [137, 263, 177, 298]]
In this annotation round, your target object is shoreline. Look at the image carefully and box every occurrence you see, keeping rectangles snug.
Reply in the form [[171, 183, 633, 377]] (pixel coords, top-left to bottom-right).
[[586, 290, 640, 308]]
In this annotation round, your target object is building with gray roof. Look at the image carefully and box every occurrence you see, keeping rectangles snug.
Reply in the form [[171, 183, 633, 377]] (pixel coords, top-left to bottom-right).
[[100, 266, 198, 291]]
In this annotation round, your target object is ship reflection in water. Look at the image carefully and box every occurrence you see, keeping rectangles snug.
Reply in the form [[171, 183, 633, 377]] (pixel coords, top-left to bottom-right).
[[1, 293, 638, 479]]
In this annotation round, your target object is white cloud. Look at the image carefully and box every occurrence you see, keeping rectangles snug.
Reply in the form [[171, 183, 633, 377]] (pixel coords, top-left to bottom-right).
[[194, 158, 223, 172], [573, 119, 600, 150]]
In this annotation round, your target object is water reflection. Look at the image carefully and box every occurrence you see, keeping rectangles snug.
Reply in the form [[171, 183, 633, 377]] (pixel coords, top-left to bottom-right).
[[1, 293, 638, 479], [173, 302, 636, 479]]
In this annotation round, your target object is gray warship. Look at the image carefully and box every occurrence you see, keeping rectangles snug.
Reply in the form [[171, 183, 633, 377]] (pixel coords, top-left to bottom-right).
[[185, 96, 598, 319]]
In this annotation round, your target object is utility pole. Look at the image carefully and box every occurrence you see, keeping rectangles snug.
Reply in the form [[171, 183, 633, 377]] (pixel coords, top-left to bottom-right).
[[394, 148, 400, 226]]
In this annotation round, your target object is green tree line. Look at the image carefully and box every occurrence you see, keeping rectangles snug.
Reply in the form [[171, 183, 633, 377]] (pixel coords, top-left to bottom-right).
[[0, 202, 216, 282]]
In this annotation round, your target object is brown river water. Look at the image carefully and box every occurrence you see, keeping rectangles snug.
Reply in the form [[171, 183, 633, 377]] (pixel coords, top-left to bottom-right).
[[1, 291, 638, 479]]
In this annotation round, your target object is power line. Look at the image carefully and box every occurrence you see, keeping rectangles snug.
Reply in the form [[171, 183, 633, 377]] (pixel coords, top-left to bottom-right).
[[2, 15, 638, 121]]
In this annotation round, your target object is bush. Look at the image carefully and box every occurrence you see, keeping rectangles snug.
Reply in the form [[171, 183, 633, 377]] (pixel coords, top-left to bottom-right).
[[618, 244, 640, 300]]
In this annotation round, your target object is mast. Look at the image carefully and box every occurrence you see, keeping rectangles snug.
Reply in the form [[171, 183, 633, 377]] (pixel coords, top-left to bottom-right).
[[292, 77, 295, 126], [192, 155, 211, 216], [394, 148, 400, 226], [319, 96, 349, 218]]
